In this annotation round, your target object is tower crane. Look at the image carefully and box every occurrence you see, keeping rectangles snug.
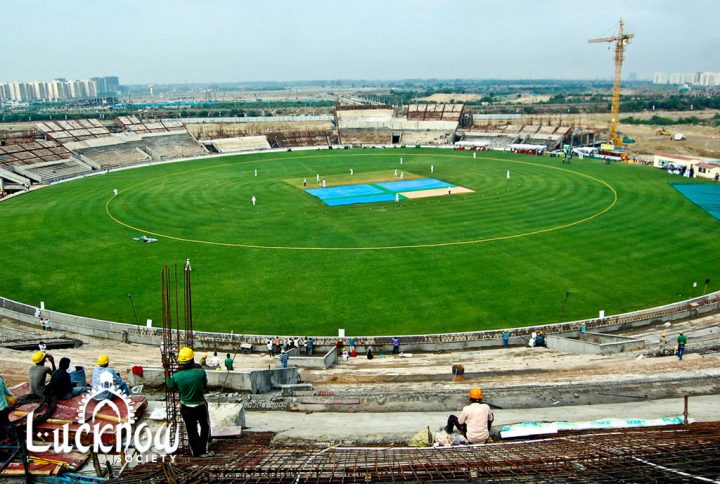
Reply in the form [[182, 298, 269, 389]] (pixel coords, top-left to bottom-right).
[[589, 19, 634, 146]]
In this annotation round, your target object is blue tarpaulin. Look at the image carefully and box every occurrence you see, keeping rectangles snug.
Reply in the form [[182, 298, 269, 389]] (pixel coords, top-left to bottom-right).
[[672, 183, 720, 221]]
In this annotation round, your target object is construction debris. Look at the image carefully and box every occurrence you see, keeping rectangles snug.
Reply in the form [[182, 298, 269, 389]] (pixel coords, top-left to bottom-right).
[[114, 423, 720, 482]]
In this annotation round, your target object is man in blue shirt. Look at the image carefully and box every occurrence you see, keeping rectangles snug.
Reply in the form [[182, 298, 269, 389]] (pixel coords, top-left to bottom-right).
[[92, 354, 131, 400]]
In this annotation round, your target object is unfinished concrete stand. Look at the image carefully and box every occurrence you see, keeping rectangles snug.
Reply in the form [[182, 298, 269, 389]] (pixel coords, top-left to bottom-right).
[[547, 331, 645, 355]]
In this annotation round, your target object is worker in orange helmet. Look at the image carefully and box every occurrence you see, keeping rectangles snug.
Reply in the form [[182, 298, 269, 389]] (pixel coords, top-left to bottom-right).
[[445, 388, 494, 444]]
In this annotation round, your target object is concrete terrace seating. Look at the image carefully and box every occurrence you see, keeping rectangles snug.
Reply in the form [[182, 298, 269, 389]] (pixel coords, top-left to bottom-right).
[[116, 116, 188, 134], [143, 132, 207, 159], [77, 144, 151, 169], [16, 159, 93, 183], [460, 132, 517, 150], [209, 136, 271, 153], [266, 130, 335, 148], [525, 136, 564, 150], [407, 103, 464, 122], [35, 119, 110, 143], [68, 131, 206, 169], [339, 129, 391, 145], [0, 141, 74, 168], [400, 130, 453, 146], [336, 107, 394, 129]]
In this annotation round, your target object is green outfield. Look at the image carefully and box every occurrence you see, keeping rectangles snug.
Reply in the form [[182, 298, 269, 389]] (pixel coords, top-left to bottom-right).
[[1, 149, 718, 336]]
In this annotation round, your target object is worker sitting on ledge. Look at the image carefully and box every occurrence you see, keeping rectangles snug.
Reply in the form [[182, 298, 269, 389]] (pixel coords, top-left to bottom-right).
[[445, 388, 494, 444], [92, 354, 131, 400]]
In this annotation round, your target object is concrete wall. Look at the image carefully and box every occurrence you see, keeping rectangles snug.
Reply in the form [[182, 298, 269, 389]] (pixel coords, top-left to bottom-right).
[[127, 366, 298, 394], [547, 332, 646, 355], [1, 290, 718, 353], [278, 347, 337, 369]]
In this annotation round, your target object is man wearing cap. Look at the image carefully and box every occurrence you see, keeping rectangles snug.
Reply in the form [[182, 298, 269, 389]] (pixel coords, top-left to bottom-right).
[[28, 351, 55, 400], [445, 388, 494, 444], [164, 347, 212, 458], [92, 354, 131, 400]]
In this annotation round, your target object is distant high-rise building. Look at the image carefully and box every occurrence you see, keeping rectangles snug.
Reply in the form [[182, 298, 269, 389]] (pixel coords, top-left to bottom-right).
[[653, 71, 720, 86], [91, 76, 120, 95], [0, 75, 116, 102], [653, 72, 669, 84]]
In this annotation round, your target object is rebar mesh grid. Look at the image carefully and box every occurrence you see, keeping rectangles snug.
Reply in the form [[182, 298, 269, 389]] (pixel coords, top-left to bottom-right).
[[117, 423, 720, 483]]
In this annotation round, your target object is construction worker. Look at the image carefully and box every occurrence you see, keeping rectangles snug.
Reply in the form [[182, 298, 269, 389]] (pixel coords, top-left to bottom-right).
[[206, 351, 221, 369], [224, 353, 234, 371], [164, 347, 212, 458], [92, 354, 131, 400], [445, 388, 494, 444], [47, 357, 86, 401], [677, 331, 688, 360], [0, 373, 17, 442], [28, 351, 55, 400], [659, 332, 668, 355], [200, 354, 208, 367], [502, 330, 510, 348]]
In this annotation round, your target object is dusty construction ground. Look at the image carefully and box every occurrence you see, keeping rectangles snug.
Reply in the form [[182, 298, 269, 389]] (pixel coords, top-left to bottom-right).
[[1, 313, 718, 395]]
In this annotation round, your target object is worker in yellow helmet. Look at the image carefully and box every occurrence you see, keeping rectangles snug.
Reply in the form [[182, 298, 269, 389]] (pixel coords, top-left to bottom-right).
[[164, 347, 212, 457], [659, 332, 668, 355], [444, 388, 494, 444], [677, 331, 687, 360], [28, 351, 55, 400], [92, 354, 131, 401]]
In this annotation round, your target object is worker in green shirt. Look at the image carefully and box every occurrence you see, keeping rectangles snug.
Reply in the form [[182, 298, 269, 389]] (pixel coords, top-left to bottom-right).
[[164, 347, 212, 457], [677, 331, 687, 360], [224, 353, 234, 371]]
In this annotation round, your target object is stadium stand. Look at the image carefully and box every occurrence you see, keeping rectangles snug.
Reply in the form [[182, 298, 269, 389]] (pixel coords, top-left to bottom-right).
[[73, 141, 151, 169], [15, 159, 93, 184], [456, 127, 519, 150], [0, 167, 31, 192], [0, 141, 74, 168], [35, 119, 110, 143], [336, 106, 394, 129], [338, 128, 391, 145], [407, 103, 464, 122], [208, 136, 271, 153], [457, 123, 569, 151], [67, 131, 205, 169], [335, 105, 460, 146], [524, 126, 570, 151], [142, 132, 207, 159], [115, 116, 185, 133], [266, 130, 336, 148], [400, 130, 454, 146]]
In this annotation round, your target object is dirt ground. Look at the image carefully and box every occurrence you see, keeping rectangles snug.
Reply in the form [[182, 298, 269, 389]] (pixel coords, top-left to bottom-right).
[[2, 314, 718, 392]]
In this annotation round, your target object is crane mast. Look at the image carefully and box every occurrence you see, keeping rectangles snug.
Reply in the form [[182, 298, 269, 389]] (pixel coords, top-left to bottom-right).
[[589, 19, 634, 146]]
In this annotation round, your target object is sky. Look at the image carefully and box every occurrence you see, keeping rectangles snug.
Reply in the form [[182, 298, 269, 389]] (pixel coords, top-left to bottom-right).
[[2, 0, 719, 84]]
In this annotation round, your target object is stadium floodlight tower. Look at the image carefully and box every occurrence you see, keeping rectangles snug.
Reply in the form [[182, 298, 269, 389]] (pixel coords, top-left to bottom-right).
[[589, 19, 634, 147]]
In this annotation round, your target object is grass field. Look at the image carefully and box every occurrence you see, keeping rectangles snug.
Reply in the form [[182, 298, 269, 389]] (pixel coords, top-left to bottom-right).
[[1, 148, 718, 336]]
